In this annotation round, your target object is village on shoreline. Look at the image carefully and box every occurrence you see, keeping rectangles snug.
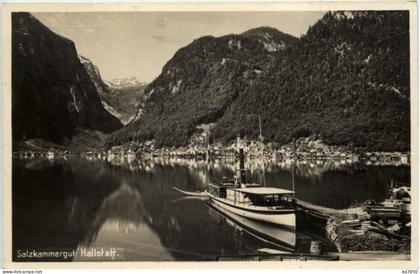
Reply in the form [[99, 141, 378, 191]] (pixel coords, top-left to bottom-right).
[[13, 136, 411, 167]]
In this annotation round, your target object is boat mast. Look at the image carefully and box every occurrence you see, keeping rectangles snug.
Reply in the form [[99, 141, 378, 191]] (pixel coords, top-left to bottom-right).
[[206, 125, 212, 162], [291, 164, 295, 196], [259, 116, 266, 187], [291, 138, 296, 197]]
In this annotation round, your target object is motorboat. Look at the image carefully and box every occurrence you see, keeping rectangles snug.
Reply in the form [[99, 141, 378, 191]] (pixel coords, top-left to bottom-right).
[[208, 181, 296, 228]]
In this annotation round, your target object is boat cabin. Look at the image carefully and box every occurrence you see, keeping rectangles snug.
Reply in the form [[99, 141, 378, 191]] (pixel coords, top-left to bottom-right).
[[209, 181, 236, 198], [209, 177, 261, 199], [231, 188, 295, 209], [210, 183, 295, 209]]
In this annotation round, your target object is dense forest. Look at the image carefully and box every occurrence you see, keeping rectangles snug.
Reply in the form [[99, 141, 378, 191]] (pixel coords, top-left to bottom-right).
[[108, 27, 298, 147], [108, 11, 410, 151], [214, 11, 410, 151]]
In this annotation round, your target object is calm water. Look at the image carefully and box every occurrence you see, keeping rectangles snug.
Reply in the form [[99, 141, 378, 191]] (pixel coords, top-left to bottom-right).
[[12, 156, 410, 261]]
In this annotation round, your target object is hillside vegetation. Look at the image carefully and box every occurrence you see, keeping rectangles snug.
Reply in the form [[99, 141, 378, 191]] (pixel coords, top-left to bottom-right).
[[214, 11, 410, 151], [109, 28, 298, 147], [106, 11, 409, 151]]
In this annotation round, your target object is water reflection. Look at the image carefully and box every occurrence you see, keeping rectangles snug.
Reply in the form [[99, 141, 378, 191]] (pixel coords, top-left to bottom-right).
[[12, 156, 410, 261], [104, 155, 410, 209]]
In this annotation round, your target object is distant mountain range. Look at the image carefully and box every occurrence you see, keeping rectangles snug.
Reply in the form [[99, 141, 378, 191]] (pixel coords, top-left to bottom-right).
[[106, 77, 146, 89], [79, 57, 148, 124], [12, 12, 122, 147], [104, 79, 147, 125], [109, 11, 410, 151]]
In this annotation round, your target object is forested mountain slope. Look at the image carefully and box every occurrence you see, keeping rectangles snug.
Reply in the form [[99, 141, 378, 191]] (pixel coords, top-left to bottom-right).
[[109, 11, 410, 151]]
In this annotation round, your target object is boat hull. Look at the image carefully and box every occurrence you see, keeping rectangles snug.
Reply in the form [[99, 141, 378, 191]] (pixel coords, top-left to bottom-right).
[[210, 197, 296, 229], [208, 201, 296, 250]]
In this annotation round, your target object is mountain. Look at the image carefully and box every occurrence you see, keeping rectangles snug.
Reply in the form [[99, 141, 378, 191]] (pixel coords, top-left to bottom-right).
[[106, 77, 145, 89], [78, 55, 109, 95], [12, 13, 122, 146], [109, 28, 297, 147], [109, 11, 410, 151], [213, 11, 410, 151], [242, 26, 294, 52], [78, 56, 147, 124], [78, 55, 122, 121], [104, 78, 147, 125]]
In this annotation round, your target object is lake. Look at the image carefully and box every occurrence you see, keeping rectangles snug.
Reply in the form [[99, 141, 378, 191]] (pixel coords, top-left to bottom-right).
[[12, 156, 410, 261]]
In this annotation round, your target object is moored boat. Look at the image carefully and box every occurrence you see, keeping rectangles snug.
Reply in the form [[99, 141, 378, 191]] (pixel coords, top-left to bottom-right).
[[208, 182, 296, 228], [207, 141, 296, 228], [207, 199, 297, 250]]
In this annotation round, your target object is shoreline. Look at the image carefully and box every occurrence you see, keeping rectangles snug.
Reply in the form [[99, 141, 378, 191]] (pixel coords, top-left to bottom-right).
[[13, 135, 411, 167], [12, 146, 411, 167]]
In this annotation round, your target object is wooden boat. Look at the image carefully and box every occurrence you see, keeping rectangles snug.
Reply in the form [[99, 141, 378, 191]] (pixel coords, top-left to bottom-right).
[[208, 182, 296, 228]]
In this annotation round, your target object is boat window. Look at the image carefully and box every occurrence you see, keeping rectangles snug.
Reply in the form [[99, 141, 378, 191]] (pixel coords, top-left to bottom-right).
[[281, 195, 293, 202], [219, 187, 227, 198], [246, 194, 294, 208], [209, 185, 227, 198]]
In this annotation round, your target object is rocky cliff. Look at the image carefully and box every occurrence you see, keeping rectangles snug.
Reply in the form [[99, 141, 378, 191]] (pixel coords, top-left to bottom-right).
[[79, 56, 147, 125], [12, 12, 122, 146]]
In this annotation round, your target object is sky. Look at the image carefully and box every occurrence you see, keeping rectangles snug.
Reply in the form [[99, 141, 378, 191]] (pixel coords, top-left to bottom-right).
[[34, 12, 325, 83]]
